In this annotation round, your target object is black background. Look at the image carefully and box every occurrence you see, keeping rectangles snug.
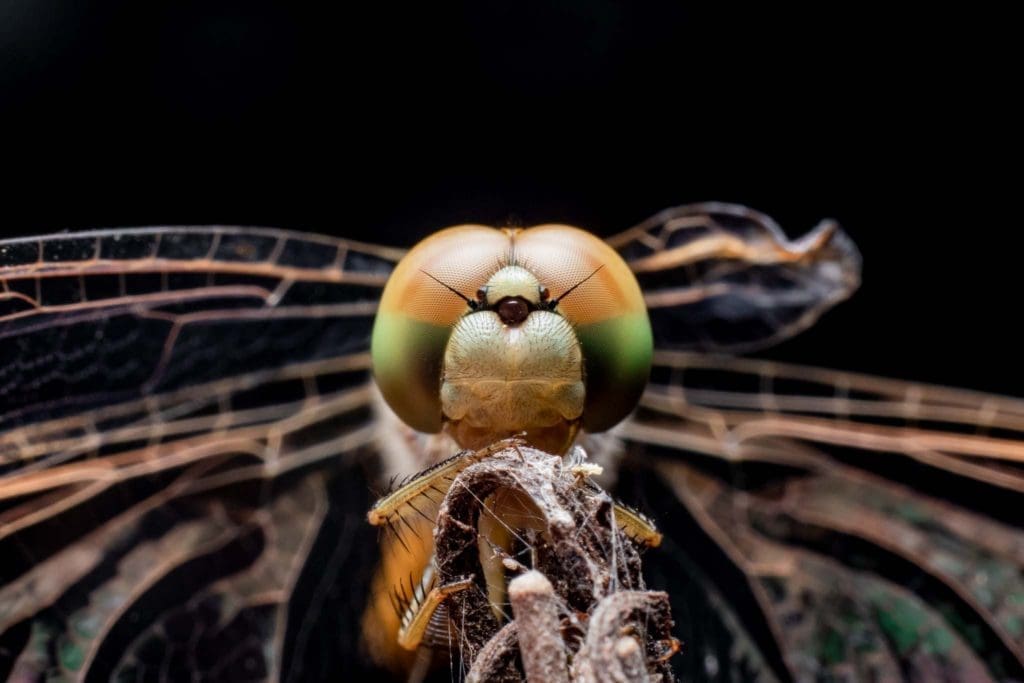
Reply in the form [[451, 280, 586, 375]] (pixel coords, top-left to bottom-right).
[[1, 1, 1019, 395]]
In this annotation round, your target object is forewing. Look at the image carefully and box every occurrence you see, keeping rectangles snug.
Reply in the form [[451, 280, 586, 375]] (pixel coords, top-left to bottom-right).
[[607, 202, 861, 352], [0, 227, 403, 681], [617, 352, 1024, 682], [0, 227, 403, 427]]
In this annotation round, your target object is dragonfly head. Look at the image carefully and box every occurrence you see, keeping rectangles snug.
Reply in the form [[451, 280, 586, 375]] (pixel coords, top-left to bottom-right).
[[371, 224, 653, 450]]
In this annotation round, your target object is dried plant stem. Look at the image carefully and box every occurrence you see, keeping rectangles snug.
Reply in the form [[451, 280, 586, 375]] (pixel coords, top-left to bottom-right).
[[430, 444, 678, 682], [508, 571, 570, 683]]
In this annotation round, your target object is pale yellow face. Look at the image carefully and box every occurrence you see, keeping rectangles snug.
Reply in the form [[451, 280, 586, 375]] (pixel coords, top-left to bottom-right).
[[371, 225, 653, 453]]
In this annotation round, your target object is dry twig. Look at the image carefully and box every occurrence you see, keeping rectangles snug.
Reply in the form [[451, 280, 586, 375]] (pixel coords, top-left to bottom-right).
[[426, 444, 678, 682]]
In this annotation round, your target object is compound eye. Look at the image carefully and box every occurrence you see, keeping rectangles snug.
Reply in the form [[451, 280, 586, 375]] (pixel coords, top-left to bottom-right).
[[497, 297, 530, 325], [512, 225, 653, 433], [372, 225, 511, 434]]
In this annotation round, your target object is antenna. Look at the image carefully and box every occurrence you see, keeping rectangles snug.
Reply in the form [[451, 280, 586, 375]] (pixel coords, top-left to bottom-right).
[[420, 270, 478, 309], [550, 264, 604, 308]]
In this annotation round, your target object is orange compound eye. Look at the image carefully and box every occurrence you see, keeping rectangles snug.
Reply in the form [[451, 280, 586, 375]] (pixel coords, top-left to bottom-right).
[[371, 226, 510, 433], [511, 225, 653, 432], [370, 224, 652, 437]]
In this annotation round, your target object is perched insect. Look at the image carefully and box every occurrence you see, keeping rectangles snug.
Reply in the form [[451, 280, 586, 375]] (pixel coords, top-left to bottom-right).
[[1, 204, 1022, 682], [372, 224, 653, 453], [364, 225, 663, 659]]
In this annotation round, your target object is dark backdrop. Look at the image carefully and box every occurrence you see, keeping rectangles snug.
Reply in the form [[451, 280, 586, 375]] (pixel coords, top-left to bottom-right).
[[2, 2, 1018, 394]]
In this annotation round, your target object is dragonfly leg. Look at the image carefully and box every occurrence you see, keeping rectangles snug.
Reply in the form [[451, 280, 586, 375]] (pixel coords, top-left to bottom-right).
[[396, 564, 474, 651], [612, 502, 663, 548], [367, 436, 528, 528]]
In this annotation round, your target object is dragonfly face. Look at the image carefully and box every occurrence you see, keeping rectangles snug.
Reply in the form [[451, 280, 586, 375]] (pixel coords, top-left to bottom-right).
[[371, 224, 652, 453], [2, 204, 1022, 682]]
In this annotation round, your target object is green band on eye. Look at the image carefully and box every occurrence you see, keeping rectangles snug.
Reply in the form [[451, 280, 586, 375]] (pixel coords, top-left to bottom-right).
[[576, 312, 653, 432], [371, 313, 451, 433]]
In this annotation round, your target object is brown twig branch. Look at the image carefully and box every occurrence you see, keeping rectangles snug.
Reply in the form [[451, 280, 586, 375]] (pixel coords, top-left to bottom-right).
[[430, 444, 678, 682]]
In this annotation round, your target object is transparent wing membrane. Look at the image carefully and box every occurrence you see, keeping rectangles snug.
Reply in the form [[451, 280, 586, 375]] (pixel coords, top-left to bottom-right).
[[618, 352, 1024, 681], [608, 202, 861, 352], [0, 227, 399, 681], [0, 227, 402, 427]]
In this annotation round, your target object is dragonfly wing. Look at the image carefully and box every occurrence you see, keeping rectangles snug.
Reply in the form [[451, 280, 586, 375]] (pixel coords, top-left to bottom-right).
[[0, 228, 401, 680], [607, 202, 861, 352], [0, 226, 403, 427], [617, 352, 1024, 682]]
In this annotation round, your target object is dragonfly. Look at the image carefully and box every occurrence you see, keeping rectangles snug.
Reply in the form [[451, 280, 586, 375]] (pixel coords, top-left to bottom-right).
[[1, 203, 1022, 682]]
